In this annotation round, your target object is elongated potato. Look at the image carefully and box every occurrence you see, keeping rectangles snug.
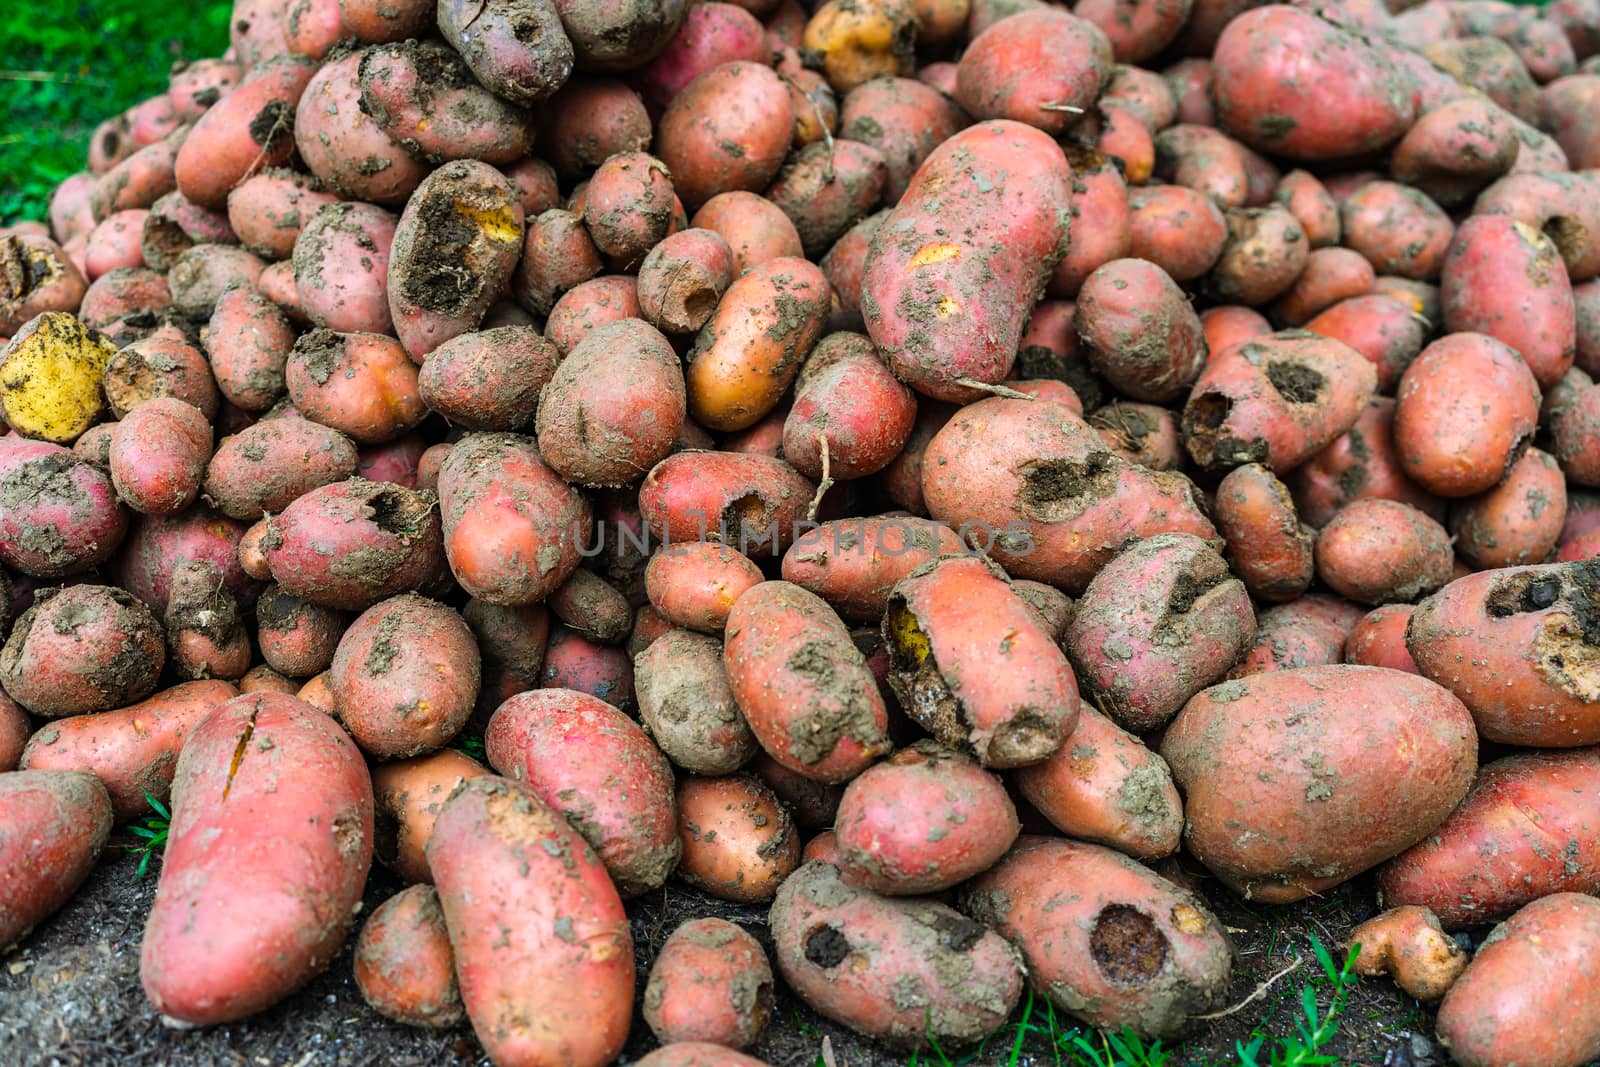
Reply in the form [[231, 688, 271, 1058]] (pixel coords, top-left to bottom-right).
[[780, 516, 966, 623], [140, 693, 373, 1025], [0, 769, 113, 951], [353, 884, 465, 1028]]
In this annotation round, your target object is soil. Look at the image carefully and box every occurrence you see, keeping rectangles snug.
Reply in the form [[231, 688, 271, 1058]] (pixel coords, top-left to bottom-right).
[[1, 833, 1462, 1067]]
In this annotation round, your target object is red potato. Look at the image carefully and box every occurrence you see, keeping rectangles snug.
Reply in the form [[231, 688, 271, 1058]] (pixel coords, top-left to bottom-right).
[[140, 192, 234, 274], [1577, 279, 1600, 375], [545, 275, 642, 357], [1344, 604, 1420, 674], [438, 433, 591, 605], [108, 398, 212, 515], [1273, 169, 1340, 248], [635, 628, 758, 774], [0, 585, 164, 718], [1161, 665, 1478, 903], [687, 256, 830, 432], [1201, 305, 1271, 358], [960, 837, 1232, 1038], [682, 193, 797, 277], [372, 750, 492, 884], [353, 884, 465, 1028], [724, 581, 891, 782], [644, 918, 772, 1050], [417, 327, 559, 434], [257, 260, 305, 321], [1293, 397, 1444, 528], [786, 68, 839, 150], [1047, 148, 1131, 300], [140, 693, 373, 1025], [955, 10, 1110, 135], [1097, 105, 1157, 185], [291, 201, 397, 336], [387, 161, 525, 361], [1127, 184, 1228, 283], [885, 555, 1079, 767], [1207, 204, 1309, 307], [1076, 258, 1206, 404], [677, 773, 800, 902], [635, 2, 768, 109], [165, 243, 265, 321], [1539, 72, 1600, 168], [356, 41, 534, 166], [230, 0, 292, 67], [541, 626, 635, 711], [330, 594, 479, 758], [1011, 704, 1184, 861], [1214, 462, 1314, 603], [0, 693, 28, 772], [238, 665, 300, 695], [837, 77, 968, 204], [1442, 214, 1577, 389], [782, 333, 916, 481], [1379, 748, 1600, 930], [204, 417, 359, 519], [512, 209, 603, 318], [636, 228, 734, 335], [1450, 447, 1567, 569], [84, 210, 148, 278], [0, 770, 113, 951], [772, 861, 1024, 1047], [1269, 247, 1374, 328], [255, 583, 348, 679], [1472, 172, 1600, 287], [174, 55, 318, 209], [339, 0, 434, 41], [535, 317, 686, 487], [114, 505, 260, 615], [1226, 593, 1366, 679], [764, 140, 887, 259], [657, 62, 794, 210], [1392, 96, 1522, 208], [205, 286, 293, 414], [486, 688, 679, 896], [780, 516, 965, 623], [639, 451, 815, 558], [646, 542, 765, 633], [225, 170, 336, 261], [1315, 499, 1454, 605], [833, 741, 1019, 894], [50, 173, 97, 244], [0, 239, 90, 342], [17, 679, 235, 818], [539, 77, 651, 180], [0, 438, 128, 579], [1302, 294, 1427, 392], [164, 555, 250, 681], [863, 120, 1072, 401], [1152, 124, 1250, 208], [1339, 181, 1454, 283], [90, 129, 185, 221], [264, 478, 444, 611], [284, 330, 424, 445], [435, 0, 574, 106], [583, 152, 676, 267], [1075, 0, 1189, 62], [1394, 331, 1542, 497], [1435, 894, 1600, 1067], [427, 775, 633, 1067]]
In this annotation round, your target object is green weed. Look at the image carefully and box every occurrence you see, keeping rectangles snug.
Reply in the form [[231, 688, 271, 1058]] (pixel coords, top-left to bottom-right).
[[121, 791, 170, 880]]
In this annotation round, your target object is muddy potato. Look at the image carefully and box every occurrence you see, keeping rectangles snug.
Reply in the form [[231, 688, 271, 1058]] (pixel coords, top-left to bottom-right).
[[0, 584, 164, 718], [646, 543, 765, 634], [780, 516, 965, 623], [639, 451, 815, 558], [1451, 447, 1568, 569], [1315, 500, 1454, 606], [353, 884, 465, 1028], [1075, 258, 1206, 404], [0, 769, 113, 950], [417, 326, 559, 433], [677, 773, 801, 903], [643, 918, 773, 1049], [960, 837, 1233, 1038], [635, 629, 759, 775], [772, 861, 1025, 1048], [1161, 665, 1478, 903], [656, 62, 794, 210], [371, 749, 491, 884], [1214, 463, 1314, 603], [1346, 906, 1466, 1003]]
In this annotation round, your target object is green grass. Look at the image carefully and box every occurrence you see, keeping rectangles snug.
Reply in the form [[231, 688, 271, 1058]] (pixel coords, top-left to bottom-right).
[[120, 792, 172, 880], [0, 0, 232, 225]]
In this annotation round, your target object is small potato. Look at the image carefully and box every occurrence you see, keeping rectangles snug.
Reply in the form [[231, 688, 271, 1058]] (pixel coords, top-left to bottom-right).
[[886, 556, 1078, 767], [545, 569, 630, 644], [1293, 397, 1443, 528], [1127, 184, 1227, 283], [1302, 294, 1426, 393], [960, 837, 1232, 1038], [417, 326, 559, 433], [0, 311, 116, 445], [1315, 499, 1454, 606], [1392, 96, 1520, 208], [833, 741, 1018, 894], [428, 776, 632, 1067], [486, 688, 679, 896], [331, 594, 479, 758], [634, 2, 768, 109], [955, 10, 1110, 135], [553, 0, 688, 72], [356, 40, 534, 166], [1450, 447, 1567, 569], [438, 433, 592, 605], [639, 451, 815, 557], [677, 773, 800, 902], [837, 77, 968, 204], [387, 161, 525, 360], [140, 192, 233, 274], [773, 860, 1024, 1047], [1214, 463, 1314, 603], [0, 770, 113, 950], [166, 243, 265, 320], [803, 0, 916, 93], [140, 693, 373, 1025], [635, 628, 760, 775], [545, 275, 642, 357], [541, 625, 636, 709], [536, 317, 686, 487], [1273, 169, 1340, 248], [646, 543, 765, 633], [1076, 257, 1206, 404], [1011, 704, 1183, 861], [1347, 906, 1465, 1003], [780, 516, 965, 623], [782, 332, 916, 481], [109, 397, 212, 515], [77, 267, 172, 332], [1340, 181, 1453, 282], [1344, 604, 1419, 674], [0, 693, 28, 772], [510, 209, 602, 317], [291, 201, 397, 336], [1067, 534, 1254, 732], [540, 77, 652, 180], [764, 140, 887, 259], [204, 417, 359, 520], [644, 918, 773, 1049], [227, 168, 338, 260], [254, 584, 349, 679], [206, 287, 294, 414], [1047, 147, 1131, 300], [84, 210, 149, 278], [162, 555, 245, 687], [174, 56, 318, 209], [687, 257, 830, 432], [265, 478, 444, 610], [1161, 665, 1478, 903], [1435, 894, 1600, 1067], [1227, 594, 1368, 679], [1208, 204, 1309, 307], [1152, 124, 1250, 209], [371, 749, 491, 884], [238, 665, 299, 695], [1269, 247, 1374, 328], [583, 152, 676, 267], [0, 585, 164, 718], [657, 62, 794, 209], [286, 330, 424, 445], [353, 884, 465, 1028], [725, 581, 890, 782], [638, 228, 734, 335], [1394, 332, 1542, 497], [169, 58, 242, 120]]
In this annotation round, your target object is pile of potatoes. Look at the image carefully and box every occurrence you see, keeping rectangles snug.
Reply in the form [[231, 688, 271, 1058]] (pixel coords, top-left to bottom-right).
[[5, 0, 1600, 1063]]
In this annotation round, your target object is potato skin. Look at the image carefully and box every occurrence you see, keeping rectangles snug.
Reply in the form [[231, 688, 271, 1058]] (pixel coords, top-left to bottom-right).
[[0, 584, 164, 718], [1076, 258, 1206, 404], [291, 201, 397, 336], [140, 693, 374, 1025], [353, 884, 466, 1028], [863, 120, 1072, 402], [1214, 462, 1314, 603], [1407, 563, 1600, 747], [371, 749, 491, 884], [962, 836, 1232, 1038], [646, 542, 765, 634], [436, 0, 575, 106], [18, 679, 236, 819], [724, 581, 890, 783], [417, 326, 558, 433], [0, 438, 128, 579], [635, 629, 759, 775], [1443, 215, 1577, 390], [205, 418, 359, 521], [1379, 749, 1600, 931], [485, 688, 680, 897], [643, 917, 773, 1049], [955, 11, 1110, 134], [833, 741, 1018, 894], [1011, 704, 1183, 861], [1450, 447, 1568, 570], [639, 451, 815, 558], [1161, 665, 1478, 903], [780, 516, 966, 623], [677, 772, 800, 903], [427, 775, 633, 1067], [1314, 500, 1454, 606], [0, 770, 113, 951], [657, 62, 793, 210], [1435, 894, 1600, 1067], [771, 861, 1025, 1048]]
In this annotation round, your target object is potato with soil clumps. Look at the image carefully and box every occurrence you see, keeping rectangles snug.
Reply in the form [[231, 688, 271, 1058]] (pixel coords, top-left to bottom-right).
[[428, 776, 633, 1067], [643, 917, 773, 1049], [370, 750, 491, 886], [1314, 499, 1455, 606], [1161, 664, 1478, 903], [140, 693, 373, 1025], [0, 438, 128, 579], [1075, 258, 1207, 404], [771, 861, 1025, 1049], [960, 836, 1233, 1039], [638, 451, 816, 558], [635, 629, 759, 776], [437, 0, 574, 106], [0, 769, 113, 951], [677, 773, 800, 904], [357, 41, 534, 166], [1213, 462, 1314, 603], [353, 884, 465, 1028], [0, 584, 164, 718], [203, 418, 359, 520]]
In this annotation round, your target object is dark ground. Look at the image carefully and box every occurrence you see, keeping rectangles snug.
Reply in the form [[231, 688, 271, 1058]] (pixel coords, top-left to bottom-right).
[[1, 832, 1456, 1067]]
